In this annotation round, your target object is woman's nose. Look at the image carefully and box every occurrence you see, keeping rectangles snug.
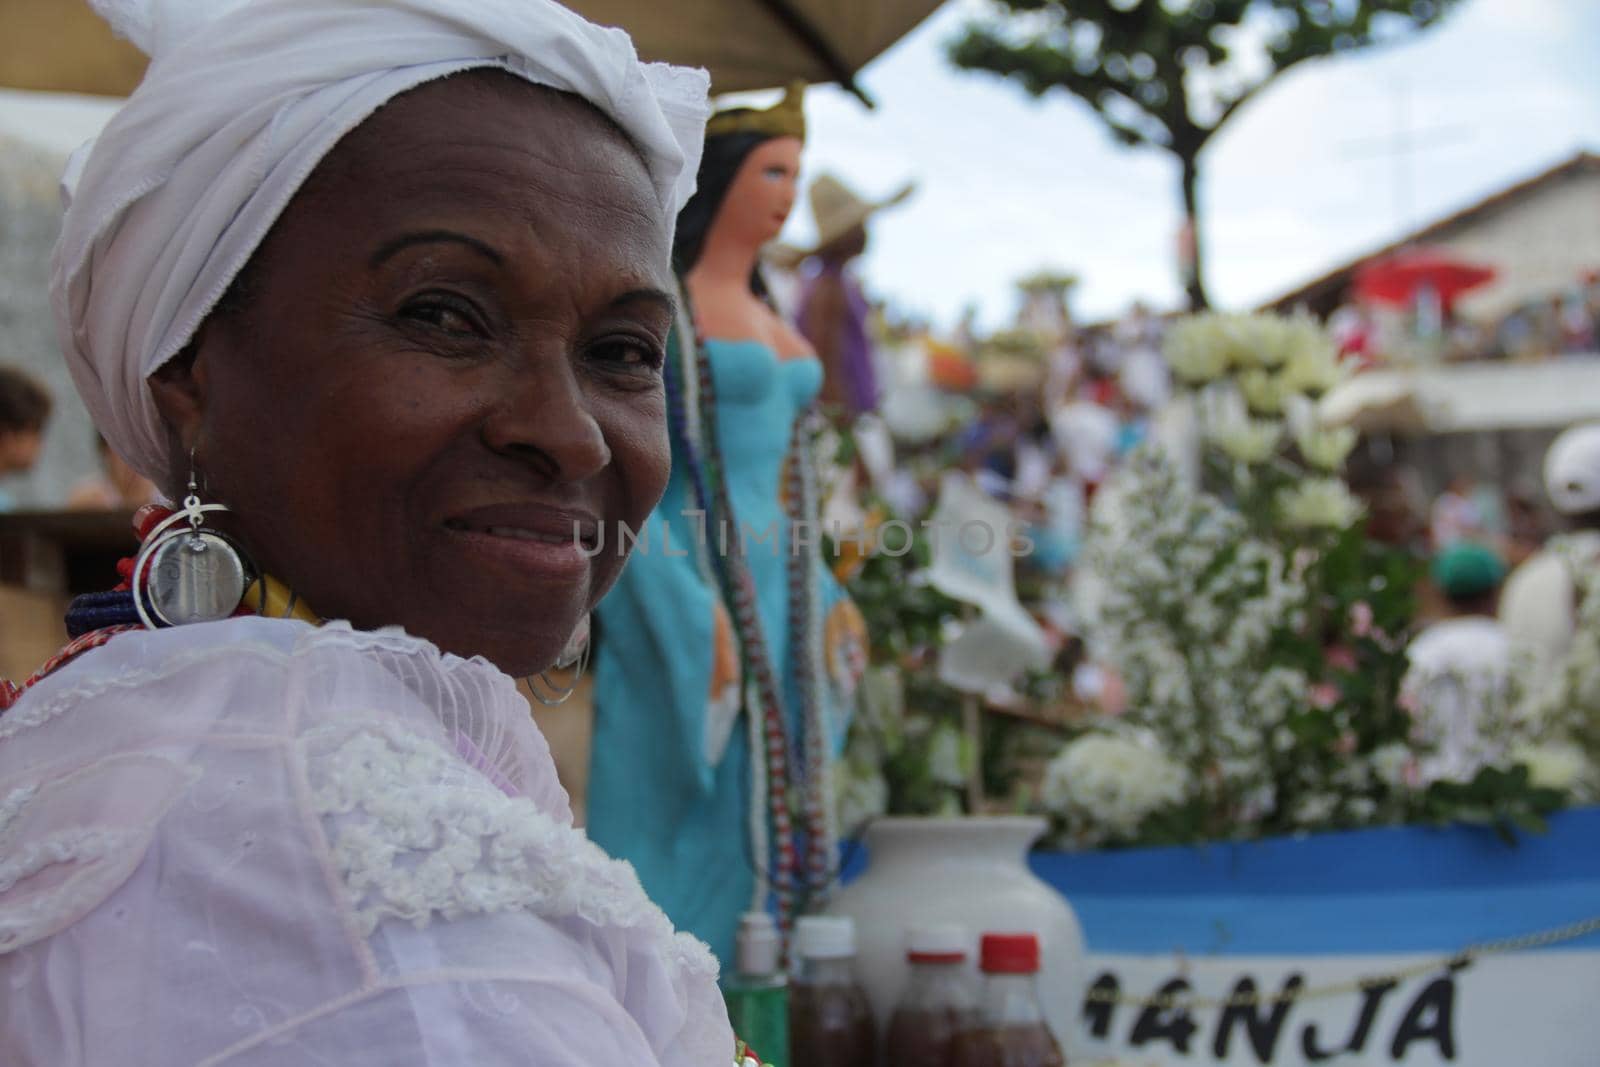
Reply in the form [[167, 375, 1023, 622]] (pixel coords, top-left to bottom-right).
[[482, 356, 611, 483]]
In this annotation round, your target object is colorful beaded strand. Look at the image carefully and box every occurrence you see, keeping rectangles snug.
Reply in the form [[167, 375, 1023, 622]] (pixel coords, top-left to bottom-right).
[[692, 340, 800, 928], [666, 287, 843, 936], [802, 413, 839, 897], [663, 321, 774, 914], [783, 411, 837, 907]]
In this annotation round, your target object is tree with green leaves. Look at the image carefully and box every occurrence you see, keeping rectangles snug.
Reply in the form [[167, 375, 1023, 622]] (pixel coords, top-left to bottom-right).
[[949, 0, 1463, 310]]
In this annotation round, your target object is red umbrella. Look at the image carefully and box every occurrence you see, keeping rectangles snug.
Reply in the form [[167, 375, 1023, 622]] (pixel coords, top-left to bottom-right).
[[1354, 248, 1497, 309]]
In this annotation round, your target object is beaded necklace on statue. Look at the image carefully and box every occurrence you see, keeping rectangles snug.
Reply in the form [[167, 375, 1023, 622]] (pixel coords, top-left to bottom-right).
[[783, 407, 838, 898], [662, 301, 836, 936]]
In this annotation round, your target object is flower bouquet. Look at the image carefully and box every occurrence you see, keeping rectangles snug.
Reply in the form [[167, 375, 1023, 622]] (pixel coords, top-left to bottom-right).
[[1043, 312, 1594, 848]]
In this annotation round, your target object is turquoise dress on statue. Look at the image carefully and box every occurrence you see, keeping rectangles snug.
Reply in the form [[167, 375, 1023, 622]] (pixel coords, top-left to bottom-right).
[[589, 337, 858, 967]]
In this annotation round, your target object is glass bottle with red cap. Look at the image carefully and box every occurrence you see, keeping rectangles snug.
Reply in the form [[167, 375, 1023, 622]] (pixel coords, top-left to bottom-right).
[[951, 932, 1064, 1067], [886, 924, 978, 1067]]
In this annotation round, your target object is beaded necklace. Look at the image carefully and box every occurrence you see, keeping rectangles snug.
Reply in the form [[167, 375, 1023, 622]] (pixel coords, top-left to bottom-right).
[[663, 299, 837, 935]]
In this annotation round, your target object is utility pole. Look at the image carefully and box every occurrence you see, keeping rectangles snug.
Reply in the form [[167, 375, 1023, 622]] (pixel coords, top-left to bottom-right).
[[1339, 77, 1473, 237]]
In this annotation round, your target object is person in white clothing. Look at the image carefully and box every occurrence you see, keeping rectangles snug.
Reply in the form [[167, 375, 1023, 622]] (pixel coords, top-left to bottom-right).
[[1403, 542, 1511, 785], [1499, 423, 1600, 665], [0, 1, 751, 1064]]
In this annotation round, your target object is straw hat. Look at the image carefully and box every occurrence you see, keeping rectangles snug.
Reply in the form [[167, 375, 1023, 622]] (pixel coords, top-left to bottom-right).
[[801, 172, 913, 256]]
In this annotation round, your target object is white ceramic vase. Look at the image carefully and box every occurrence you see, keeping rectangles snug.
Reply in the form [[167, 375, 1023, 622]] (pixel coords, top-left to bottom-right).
[[825, 815, 1085, 1051]]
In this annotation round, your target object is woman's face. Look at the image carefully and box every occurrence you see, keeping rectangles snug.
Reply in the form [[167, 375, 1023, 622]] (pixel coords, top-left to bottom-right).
[[713, 135, 802, 249], [151, 73, 673, 677]]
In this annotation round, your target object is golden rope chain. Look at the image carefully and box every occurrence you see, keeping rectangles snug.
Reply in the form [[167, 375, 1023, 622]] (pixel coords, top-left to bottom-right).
[[1081, 914, 1600, 1011]]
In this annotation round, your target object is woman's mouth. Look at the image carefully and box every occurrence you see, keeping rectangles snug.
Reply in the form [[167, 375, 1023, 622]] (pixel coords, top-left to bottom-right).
[[442, 508, 600, 578], [449, 521, 587, 547], [443, 506, 600, 548]]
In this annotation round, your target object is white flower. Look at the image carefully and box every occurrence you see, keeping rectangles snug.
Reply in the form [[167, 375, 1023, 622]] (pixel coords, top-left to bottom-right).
[[1041, 731, 1189, 842], [926, 723, 968, 788], [1238, 317, 1293, 368], [1208, 417, 1281, 465], [1295, 424, 1359, 471], [857, 665, 905, 736], [1162, 315, 1233, 384], [1239, 369, 1287, 415], [1277, 478, 1364, 530], [1291, 792, 1339, 826], [1209, 313, 1297, 369], [1371, 742, 1417, 790], [1277, 320, 1348, 396], [834, 764, 889, 834], [1510, 741, 1595, 795]]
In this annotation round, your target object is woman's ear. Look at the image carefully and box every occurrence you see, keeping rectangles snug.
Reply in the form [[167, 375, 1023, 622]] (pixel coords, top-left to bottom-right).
[[146, 339, 210, 458]]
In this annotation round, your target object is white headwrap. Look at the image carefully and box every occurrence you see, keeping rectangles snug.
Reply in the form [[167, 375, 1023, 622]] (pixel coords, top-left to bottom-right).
[[51, 0, 710, 482]]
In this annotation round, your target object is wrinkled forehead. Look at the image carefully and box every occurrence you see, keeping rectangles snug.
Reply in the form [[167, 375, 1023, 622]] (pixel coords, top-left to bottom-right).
[[307, 70, 658, 218], [249, 69, 673, 294]]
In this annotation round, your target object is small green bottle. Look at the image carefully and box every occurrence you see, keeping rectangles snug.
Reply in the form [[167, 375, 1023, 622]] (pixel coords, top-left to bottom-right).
[[723, 911, 789, 1067]]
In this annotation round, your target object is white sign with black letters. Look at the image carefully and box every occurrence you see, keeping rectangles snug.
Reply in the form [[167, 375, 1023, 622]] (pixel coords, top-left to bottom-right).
[[1073, 950, 1598, 1067]]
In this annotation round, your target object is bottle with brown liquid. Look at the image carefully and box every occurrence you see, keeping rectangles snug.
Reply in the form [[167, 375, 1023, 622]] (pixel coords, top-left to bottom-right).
[[886, 924, 978, 1067], [950, 933, 1064, 1067], [788, 916, 876, 1067]]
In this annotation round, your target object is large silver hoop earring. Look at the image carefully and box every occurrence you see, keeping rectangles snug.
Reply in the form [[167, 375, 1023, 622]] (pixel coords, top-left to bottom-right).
[[132, 450, 255, 629], [525, 615, 590, 707]]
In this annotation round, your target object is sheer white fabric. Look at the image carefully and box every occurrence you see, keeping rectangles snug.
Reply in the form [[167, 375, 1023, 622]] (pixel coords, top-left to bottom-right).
[[0, 618, 730, 1066]]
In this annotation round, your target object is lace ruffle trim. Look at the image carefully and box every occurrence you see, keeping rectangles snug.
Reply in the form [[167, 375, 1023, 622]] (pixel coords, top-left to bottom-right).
[[303, 723, 718, 984]]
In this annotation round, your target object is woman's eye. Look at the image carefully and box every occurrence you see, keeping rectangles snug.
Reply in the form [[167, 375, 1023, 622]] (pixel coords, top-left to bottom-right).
[[591, 336, 663, 371], [400, 295, 482, 336]]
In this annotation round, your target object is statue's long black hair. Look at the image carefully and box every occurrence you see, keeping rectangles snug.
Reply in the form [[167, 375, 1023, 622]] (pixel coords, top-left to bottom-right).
[[672, 124, 775, 297]]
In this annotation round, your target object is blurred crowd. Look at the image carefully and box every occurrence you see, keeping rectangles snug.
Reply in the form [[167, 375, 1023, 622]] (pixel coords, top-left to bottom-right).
[[1329, 271, 1600, 367], [0, 364, 157, 513], [799, 262, 1600, 736]]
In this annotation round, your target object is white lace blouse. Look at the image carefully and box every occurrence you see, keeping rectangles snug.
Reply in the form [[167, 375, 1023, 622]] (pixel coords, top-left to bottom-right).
[[0, 617, 731, 1066]]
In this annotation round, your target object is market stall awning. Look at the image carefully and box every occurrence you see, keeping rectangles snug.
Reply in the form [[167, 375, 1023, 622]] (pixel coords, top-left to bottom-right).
[[0, 0, 946, 105], [1353, 247, 1497, 310], [0, 0, 146, 97], [1318, 373, 1440, 433], [1321, 359, 1600, 434], [571, 0, 944, 104]]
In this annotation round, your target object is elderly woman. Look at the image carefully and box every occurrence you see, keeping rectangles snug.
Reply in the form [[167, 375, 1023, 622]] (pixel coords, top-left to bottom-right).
[[0, 1, 748, 1064]]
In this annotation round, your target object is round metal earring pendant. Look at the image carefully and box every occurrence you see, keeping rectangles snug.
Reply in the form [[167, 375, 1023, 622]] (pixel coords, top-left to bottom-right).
[[143, 530, 248, 626], [132, 502, 251, 629]]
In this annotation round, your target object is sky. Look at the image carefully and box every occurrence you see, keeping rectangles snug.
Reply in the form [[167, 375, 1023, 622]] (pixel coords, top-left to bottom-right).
[[779, 0, 1600, 328], [1, 0, 1596, 331]]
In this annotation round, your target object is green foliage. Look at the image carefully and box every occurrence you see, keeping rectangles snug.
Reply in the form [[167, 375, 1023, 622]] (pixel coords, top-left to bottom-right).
[[827, 456, 976, 823], [947, 0, 1463, 305], [879, 675, 968, 816], [842, 526, 958, 666], [1420, 764, 1568, 844], [948, 0, 1460, 155]]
